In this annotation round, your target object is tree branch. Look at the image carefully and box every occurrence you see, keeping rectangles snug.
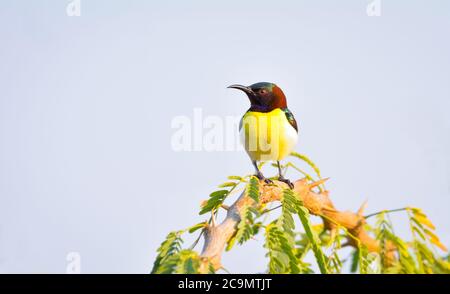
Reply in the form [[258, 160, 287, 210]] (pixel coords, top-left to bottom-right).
[[199, 178, 393, 271]]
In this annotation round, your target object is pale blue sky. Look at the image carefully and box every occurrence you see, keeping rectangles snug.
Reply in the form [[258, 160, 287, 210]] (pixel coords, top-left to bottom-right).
[[0, 0, 449, 273]]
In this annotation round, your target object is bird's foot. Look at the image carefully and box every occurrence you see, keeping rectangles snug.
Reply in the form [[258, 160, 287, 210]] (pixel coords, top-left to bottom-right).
[[278, 176, 294, 189], [255, 173, 273, 185]]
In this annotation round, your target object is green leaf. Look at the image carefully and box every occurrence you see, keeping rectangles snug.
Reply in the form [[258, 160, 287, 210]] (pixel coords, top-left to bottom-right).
[[175, 250, 201, 274], [423, 228, 448, 251], [329, 251, 342, 273], [188, 222, 207, 234], [414, 214, 436, 230], [410, 217, 425, 231], [210, 190, 229, 198], [350, 249, 359, 273], [154, 254, 180, 274], [357, 245, 369, 274], [218, 182, 237, 188], [277, 189, 297, 235], [235, 205, 255, 245], [377, 215, 419, 274], [264, 223, 301, 274], [225, 234, 237, 252], [247, 176, 260, 203], [412, 226, 426, 240], [151, 230, 184, 274], [290, 152, 322, 180], [199, 190, 229, 215], [410, 208, 436, 231], [293, 192, 328, 274]]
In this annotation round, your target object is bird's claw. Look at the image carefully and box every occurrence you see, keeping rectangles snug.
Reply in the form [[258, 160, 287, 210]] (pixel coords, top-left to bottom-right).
[[278, 177, 294, 189], [255, 173, 274, 185], [264, 178, 274, 185]]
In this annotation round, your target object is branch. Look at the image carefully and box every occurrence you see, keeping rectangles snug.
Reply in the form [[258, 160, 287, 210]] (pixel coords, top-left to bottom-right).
[[199, 178, 393, 271]]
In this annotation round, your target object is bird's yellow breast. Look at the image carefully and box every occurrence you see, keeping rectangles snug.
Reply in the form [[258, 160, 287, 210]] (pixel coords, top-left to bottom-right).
[[240, 108, 298, 161]]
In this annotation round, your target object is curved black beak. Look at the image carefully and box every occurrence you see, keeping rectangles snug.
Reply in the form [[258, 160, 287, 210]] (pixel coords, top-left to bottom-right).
[[227, 84, 255, 96]]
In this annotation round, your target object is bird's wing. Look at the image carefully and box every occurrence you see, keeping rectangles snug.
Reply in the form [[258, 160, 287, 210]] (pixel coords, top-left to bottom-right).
[[282, 108, 298, 132]]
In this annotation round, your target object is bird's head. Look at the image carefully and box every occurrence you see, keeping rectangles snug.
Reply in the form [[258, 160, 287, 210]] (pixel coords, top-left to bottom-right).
[[227, 82, 287, 112]]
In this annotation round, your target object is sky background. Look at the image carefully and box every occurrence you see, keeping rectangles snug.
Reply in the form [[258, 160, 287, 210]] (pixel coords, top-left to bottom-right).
[[0, 0, 449, 273]]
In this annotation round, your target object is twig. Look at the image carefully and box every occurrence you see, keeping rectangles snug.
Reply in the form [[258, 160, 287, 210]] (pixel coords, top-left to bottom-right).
[[189, 230, 204, 250], [364, 207, 408, 219], [261, 204, 282, 214]]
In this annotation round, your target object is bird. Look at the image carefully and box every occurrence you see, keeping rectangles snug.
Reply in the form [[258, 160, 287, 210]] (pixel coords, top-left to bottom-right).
[[228, 82, 298, 188]]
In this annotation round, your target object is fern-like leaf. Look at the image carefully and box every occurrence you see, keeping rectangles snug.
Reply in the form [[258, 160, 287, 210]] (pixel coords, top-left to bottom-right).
[[264, 223, 301, 274], [151, 230, 184, 274], [277, 189, 297, 234], [247, 176, 260, 203], [235, 205, 255, 245], [174, 250, 201, 274], [291, 189, 328, 274]]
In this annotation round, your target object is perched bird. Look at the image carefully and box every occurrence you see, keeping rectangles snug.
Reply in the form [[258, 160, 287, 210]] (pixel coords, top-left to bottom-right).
[[228, 82, 298, 188]]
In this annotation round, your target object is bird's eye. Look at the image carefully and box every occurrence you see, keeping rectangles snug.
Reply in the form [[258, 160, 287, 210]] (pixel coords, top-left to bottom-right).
[[259, 89, 267, 95]]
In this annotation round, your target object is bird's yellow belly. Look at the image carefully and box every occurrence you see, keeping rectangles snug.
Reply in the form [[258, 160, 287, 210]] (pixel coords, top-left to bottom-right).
[[240, 109, 298, 162]]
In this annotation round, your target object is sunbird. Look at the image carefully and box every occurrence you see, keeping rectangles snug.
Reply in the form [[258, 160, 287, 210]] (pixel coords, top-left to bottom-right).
[[228, 82, 298, 188]]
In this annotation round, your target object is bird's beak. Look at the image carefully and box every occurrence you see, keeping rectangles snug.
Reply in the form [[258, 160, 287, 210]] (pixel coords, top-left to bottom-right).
[[227, 84, 255, 96]]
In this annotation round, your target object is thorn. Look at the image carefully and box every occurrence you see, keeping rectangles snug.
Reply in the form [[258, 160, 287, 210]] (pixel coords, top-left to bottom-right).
[[322, 205, 337, 212], [309, 177, 329, 189], [357, 199, 368, 216]]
